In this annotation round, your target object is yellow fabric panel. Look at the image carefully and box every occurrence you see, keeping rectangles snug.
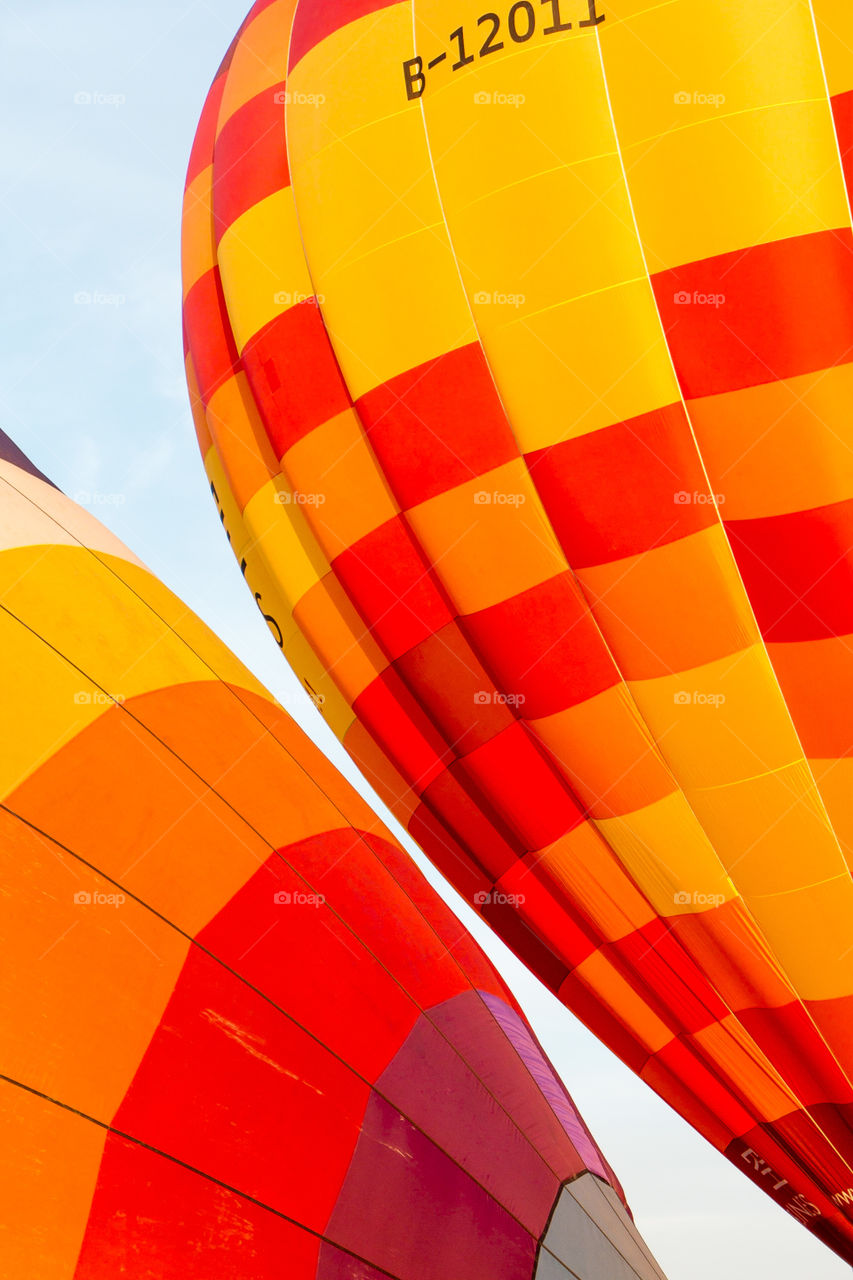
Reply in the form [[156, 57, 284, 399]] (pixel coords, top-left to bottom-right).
[[597, 791, 737, 918], [218, 187, 316, 353], [203, 446, 373, 733], [600, 0, 847, 267], [617, 102, 847, 272], [284, 408, 399, 556], [405, 459, 567, 615], [813, 0, 853, 97], [0, 1083, 107, 1280], [689, 364, 853, 520], [218, 0, 295, 124], [0, 549, 260, 800], [742, 870, 853, 1002], [288, 5, 477, 396], [688, 762, 842, 898], [284, 627, 357, 740], [203, 444, 303, 652], [628, 645, 804, 791], [181, 165, 216, 296], [242, 476, 327, 612], [418, 5, 679, 446], [488, 278, 676, 449]]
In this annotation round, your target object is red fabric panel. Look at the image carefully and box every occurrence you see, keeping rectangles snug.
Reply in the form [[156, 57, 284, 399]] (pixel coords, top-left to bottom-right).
[[394, 622, 515, 753], [528, 402, 713, 567], [653, 230, 853, 398], [333, 517, 453, 660], [289, 0, 401, 70], [111, 946, 369, 1230], [358, 344, 519, 510], [462, 574, 618, 718], [183, 269, 241, 405], [213, 88, 290, 239], [242, 302, 352, 455], [460, 722, 586, 850], [74, 1134, 320, 1279], [197, 841, 420, 1081], [353, 669, 449, 794], [727, 498, 853, 641]]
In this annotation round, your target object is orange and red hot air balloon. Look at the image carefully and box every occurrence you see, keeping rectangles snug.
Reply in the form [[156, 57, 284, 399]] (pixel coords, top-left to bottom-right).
[[0, 429, 664, 1280], [183, 0, 853, 1265]]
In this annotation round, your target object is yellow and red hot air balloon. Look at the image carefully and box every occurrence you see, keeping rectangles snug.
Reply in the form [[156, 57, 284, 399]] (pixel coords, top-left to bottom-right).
[[183, 0, 853, 1263], [0, 429, 666, 1280]]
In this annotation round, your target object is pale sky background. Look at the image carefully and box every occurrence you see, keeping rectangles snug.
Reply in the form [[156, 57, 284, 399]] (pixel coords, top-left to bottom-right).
[[1, 3, 850, 1277]]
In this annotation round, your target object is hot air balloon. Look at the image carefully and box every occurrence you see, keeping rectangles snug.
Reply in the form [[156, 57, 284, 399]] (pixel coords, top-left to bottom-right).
[[182, 0, 853, 1263], [0, 429, 665, 1280]]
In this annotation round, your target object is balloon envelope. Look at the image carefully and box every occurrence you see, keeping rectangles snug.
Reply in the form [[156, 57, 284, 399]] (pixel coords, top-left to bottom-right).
[[0, 431, 663, 1280], [182, 0, 853, 1264]]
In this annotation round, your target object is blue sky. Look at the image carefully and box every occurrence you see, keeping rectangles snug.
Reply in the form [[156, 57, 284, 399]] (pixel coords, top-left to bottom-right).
[[1, 3, 849, 1277]]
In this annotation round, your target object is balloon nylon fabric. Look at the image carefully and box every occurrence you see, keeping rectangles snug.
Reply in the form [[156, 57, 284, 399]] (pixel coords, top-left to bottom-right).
[[0, 434, 664, 1279], [181, 0, 853, 1263]]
